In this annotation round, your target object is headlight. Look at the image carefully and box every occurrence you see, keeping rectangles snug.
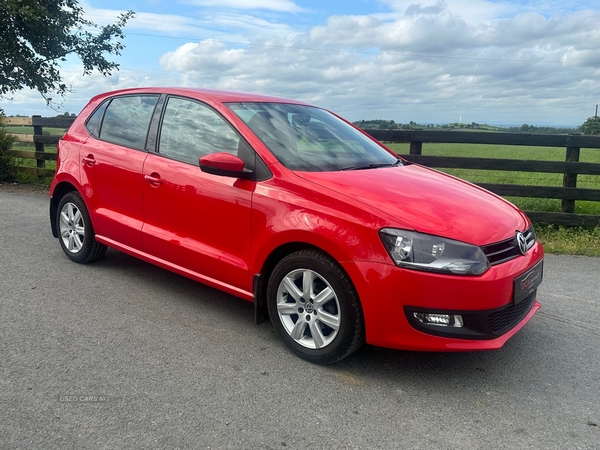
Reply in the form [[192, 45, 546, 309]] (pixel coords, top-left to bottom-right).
[[379, 228, 490, 276]]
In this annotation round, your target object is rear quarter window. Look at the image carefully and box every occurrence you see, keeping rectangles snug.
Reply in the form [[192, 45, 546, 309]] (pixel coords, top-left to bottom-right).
[[84, 102, 108, 138]]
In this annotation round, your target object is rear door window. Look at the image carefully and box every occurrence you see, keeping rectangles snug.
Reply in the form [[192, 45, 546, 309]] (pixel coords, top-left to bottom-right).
[[99, 95, 159, 150]]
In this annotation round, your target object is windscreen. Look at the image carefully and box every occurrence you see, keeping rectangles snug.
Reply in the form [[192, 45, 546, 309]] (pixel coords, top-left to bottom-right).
[[227, 102, 400, 172]]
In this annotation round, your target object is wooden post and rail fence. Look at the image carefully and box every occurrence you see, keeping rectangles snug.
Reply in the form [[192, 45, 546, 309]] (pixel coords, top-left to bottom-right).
[[4, 115, 76, 176], [3, 116, 600, 227]]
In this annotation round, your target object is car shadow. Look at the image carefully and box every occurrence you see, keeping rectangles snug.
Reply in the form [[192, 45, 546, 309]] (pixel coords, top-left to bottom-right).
[[88, 248, 551, 390]]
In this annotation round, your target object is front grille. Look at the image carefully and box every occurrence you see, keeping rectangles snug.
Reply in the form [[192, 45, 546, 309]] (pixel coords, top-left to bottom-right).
[[487, 290, 536, 336], [481, 226, 536, 265]]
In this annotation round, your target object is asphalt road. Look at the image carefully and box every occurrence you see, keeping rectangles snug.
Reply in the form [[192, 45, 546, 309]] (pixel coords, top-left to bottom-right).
[[1, 184, 599, 449]]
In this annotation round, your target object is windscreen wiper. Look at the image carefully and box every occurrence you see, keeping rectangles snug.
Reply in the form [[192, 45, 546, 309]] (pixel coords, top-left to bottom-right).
[[339, 159, 402, 171]]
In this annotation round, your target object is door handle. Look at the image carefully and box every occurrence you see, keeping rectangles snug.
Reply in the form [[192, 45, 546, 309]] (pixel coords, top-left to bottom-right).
[[144, 173, 163, 187], [82, 155, 96, 167]]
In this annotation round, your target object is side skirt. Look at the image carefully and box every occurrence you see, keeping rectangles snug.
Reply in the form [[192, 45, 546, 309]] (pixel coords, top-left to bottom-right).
[[95, 235, 254, 302]]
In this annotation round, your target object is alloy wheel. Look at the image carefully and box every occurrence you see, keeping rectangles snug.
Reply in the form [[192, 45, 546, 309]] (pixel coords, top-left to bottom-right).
[[275, 268, 341, 349], [59, 202, 85, 254]]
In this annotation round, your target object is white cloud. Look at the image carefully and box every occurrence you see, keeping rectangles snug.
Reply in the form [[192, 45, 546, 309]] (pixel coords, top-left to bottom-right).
[[156, 6, 600, 125], [81, 2, 296, 40], [160, 40, 246, 71], [376, 0, 514, 24], [200, 13, 297, 37], [81, 4, 209, 36]]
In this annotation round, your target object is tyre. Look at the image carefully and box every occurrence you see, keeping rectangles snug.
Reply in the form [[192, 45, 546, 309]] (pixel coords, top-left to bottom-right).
[[267, 249, 364, 364], [56, 192, 107, 263]]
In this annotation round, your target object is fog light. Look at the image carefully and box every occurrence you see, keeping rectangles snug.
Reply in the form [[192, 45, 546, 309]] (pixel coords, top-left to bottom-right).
[[413, 312, 464, 328]]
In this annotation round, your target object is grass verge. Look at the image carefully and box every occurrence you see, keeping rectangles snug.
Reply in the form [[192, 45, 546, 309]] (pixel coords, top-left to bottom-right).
[[15, 171, 53, 185], [534, 224, 600, 256]]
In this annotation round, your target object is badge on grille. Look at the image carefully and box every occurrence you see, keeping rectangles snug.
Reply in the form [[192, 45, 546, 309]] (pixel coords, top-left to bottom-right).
[[516, 231, 527, 256]]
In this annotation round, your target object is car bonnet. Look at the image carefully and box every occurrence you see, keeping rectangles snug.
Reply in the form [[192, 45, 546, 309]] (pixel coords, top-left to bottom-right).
[[294, 164, 529, 246]]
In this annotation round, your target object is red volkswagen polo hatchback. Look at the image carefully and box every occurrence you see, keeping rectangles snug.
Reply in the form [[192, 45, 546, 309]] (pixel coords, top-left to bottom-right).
[[50, 88, 543, 363]]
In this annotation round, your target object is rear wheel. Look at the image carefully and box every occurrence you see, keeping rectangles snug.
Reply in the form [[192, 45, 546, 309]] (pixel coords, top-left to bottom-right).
[[56, 192, 107, 263], [267, 249, 364, 364]]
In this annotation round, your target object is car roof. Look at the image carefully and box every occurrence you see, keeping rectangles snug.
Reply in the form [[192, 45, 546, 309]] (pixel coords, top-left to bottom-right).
[[89, 87, 311, 106]]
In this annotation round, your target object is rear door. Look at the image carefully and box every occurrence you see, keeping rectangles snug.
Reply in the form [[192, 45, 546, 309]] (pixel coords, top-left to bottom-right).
[[80, 95, 159, 250], [141, 96, 254, 291]]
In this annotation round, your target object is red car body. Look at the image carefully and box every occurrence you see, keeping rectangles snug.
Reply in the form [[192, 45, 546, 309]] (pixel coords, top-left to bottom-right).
[[50, 87, 543, 362]]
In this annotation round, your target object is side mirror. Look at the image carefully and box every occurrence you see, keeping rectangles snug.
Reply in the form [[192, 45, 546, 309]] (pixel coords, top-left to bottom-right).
[[199, 152, 249, 178]]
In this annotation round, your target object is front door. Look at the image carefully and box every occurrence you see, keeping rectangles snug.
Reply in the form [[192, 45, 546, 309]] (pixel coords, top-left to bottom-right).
[[141, 96, 254, 291]]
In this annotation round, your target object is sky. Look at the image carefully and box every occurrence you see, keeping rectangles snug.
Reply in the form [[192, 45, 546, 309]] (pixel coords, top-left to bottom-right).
[[3, 0, 600, 126]]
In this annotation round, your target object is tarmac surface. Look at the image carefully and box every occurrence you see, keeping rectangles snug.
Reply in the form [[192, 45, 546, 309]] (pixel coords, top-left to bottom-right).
[[1, 184, 599, 449]]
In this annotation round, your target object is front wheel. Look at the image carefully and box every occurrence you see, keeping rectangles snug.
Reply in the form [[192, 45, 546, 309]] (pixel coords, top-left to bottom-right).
[[267, 249, 364, 364], [56, 192, 107, 263]]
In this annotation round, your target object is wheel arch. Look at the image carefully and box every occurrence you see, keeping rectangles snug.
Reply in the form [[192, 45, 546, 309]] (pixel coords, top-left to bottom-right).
[[50, 181, 80, 238], [253, 241, 363, 327], [261, 246, 366, 363]]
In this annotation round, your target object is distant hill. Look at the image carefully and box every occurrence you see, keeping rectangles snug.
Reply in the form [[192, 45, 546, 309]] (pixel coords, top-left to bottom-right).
[[353, 119, 579, 135]]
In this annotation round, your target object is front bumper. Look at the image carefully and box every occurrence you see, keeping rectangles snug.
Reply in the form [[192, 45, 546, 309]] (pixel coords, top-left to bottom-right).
[[341, 241, 544, 351], [404, 289, 538, 340]]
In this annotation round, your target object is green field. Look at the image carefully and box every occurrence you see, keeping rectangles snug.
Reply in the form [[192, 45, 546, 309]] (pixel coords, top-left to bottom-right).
[[386, 142, 600, 215], [5, 125, 68, 135]]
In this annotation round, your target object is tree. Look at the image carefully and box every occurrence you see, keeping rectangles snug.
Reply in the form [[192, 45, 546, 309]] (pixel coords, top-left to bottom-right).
[[579, 116, 600, 135], [0, 0, 134, 105], [0, 114, 17, 181]]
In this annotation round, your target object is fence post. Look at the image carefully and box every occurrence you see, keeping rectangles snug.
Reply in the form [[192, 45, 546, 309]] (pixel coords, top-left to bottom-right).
[[561, 146, 580, 214], [32, 115, 45, 172], [409, 141, 423, 155]]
